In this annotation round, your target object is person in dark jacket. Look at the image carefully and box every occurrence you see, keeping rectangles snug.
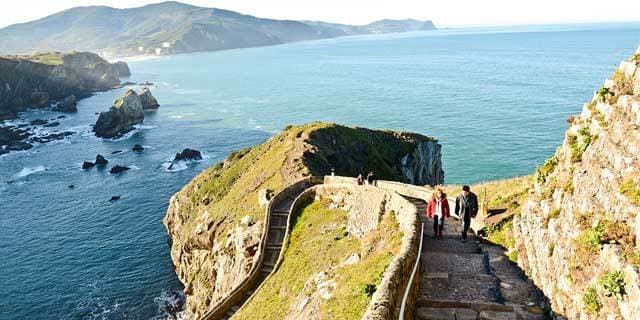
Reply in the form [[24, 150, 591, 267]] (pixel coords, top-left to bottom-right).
[[455, 185, 478, 242], [426, 188, 449, 239]]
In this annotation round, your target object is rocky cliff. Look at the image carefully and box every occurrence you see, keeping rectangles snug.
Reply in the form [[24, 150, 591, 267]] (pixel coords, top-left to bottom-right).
[[0, 51, 129, 120], [163, 122, 443, 318], [513, 48, 640, 319]]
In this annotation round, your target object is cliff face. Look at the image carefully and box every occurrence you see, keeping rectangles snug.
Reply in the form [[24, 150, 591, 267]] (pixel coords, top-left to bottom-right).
[[513, 48, 640, 319], [0, 51, 129, 120], [163, 123, 443, 318]]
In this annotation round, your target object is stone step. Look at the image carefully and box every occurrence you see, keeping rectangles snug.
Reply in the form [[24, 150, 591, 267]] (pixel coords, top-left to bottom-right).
[[424, 237, 481, 254], [414, 307, 478, 320], [271, 208, 289, 215], [419, 274, 502, 304], [419, 299, 513, 313], [265, 244, 282, 251], [423, 251, 490, 275]]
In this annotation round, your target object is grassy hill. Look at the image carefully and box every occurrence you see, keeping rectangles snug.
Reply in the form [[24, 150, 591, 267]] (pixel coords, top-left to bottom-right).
[[0, 1, 436, 57], [164, 122, 441, 317]]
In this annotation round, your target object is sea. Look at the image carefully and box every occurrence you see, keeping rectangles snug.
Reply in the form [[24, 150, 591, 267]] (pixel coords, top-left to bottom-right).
[[1, 22, 639, 319]]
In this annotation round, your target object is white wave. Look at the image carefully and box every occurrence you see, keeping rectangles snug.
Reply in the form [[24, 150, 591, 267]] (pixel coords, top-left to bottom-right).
[[151, 289, 185, 320], [169, 112, 196, 119], [16, 166, 47, 178], [161, 161, 188, 172]]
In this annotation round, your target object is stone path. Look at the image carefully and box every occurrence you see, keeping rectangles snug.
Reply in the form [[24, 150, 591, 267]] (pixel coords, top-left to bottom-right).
[[404, 197, 547, 320], [216, 185, 309, 320]]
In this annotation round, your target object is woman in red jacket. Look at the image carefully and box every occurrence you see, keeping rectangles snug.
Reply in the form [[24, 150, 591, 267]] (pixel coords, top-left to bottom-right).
[[426, 188, 449, 240]]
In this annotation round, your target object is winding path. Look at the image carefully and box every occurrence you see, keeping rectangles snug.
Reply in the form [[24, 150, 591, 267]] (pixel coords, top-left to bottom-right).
[[201, 176, 549, 320], [201, 179, 317, 320]]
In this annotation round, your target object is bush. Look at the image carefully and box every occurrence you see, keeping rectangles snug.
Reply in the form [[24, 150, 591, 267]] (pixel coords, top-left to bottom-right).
[[612, 70, 634, 96], [536, 156, 558, 183], [601, 271, 626, 300], [596, 86, 614, 103], [549, 208, 561, 220], [569, 127, 595, 162], [582, 286, 601, 314], [600, 220, 632, 244], [362, 283, 376, 298], [620, 178, 640, 206]]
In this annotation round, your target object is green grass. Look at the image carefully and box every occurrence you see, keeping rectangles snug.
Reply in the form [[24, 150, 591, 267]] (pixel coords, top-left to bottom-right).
[[601, 271, 626, 300], [582, 286, 601, 314], [596, 86, 614, 103], [612, 69, 635, 96], [620, 178, 640, 206], [568, 127, 595, 163], [235, 201, 402, 319], [536, 156, 558, 184]]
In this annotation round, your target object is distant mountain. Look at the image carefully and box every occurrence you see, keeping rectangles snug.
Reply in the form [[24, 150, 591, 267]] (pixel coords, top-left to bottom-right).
[[0, 1, 436, 58]]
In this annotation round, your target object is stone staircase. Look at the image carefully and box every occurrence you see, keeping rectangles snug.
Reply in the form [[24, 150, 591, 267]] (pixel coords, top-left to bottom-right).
[[406, 198, 546, 320], [199, 180, 315, 320]]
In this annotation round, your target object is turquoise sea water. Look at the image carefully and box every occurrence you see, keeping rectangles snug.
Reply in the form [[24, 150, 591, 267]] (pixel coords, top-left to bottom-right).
[[1, 23, 639, 319]]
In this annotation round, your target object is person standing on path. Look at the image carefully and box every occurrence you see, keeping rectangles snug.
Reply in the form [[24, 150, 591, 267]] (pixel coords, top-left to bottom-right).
[[426, 188, 450, 240], [455, 185, 478, 242]]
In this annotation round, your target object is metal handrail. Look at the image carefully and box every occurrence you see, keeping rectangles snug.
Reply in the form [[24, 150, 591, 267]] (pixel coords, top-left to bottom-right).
[[399, 222, 424, 320]]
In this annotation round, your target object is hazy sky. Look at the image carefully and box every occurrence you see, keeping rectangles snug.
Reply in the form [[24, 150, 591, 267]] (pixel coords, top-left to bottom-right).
[[1, 0, 639, 28]]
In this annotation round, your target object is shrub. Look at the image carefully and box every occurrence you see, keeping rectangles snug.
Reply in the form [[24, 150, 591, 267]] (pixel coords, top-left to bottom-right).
[[362, 283, 376, 298], [596, 86, 614, 103], [600, 220, 632, 244], [569, 127, 595, 162], [582, 286, 601, 314], [620, 178, 640, 206], [536, 156, 558, 183], [612, 70, 634, 96], [601, 271, 626, 300], [625, 250, 640, 267], [549, 208, 561, 220]]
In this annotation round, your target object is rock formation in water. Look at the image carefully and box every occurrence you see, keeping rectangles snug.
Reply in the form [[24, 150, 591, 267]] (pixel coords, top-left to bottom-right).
[[139, 87, 160, 109], [52, 95, 77, 113], [93, 88, 159, 138], [174, 148, 202, 162], [513, 47, 640, 319], [163, 122, 443, 318], [0, 51, 130, 120]]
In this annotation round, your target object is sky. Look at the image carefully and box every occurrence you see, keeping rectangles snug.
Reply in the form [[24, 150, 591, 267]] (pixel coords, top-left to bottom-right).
[[1, 0, 639, 29]]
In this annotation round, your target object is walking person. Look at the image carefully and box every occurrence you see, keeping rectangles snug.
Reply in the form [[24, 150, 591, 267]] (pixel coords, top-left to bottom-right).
[[366, 171, 376, 186], [455, 185, 478, 242], [426, 188, 449, 240]]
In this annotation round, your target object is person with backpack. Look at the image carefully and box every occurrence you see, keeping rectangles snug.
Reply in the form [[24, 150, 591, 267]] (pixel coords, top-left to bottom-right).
[[455, 185, 478, 242], [426, 187, 449, 240]]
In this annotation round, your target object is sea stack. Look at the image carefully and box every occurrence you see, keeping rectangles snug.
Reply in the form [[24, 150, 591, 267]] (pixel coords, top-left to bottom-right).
[[93, 88, 158, 138], [139, 88, 160, 109]]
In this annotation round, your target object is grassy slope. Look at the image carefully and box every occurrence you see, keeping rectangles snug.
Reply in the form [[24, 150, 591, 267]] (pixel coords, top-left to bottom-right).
[[174, 122, 435, 244], [235, 200, 402, 319]]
